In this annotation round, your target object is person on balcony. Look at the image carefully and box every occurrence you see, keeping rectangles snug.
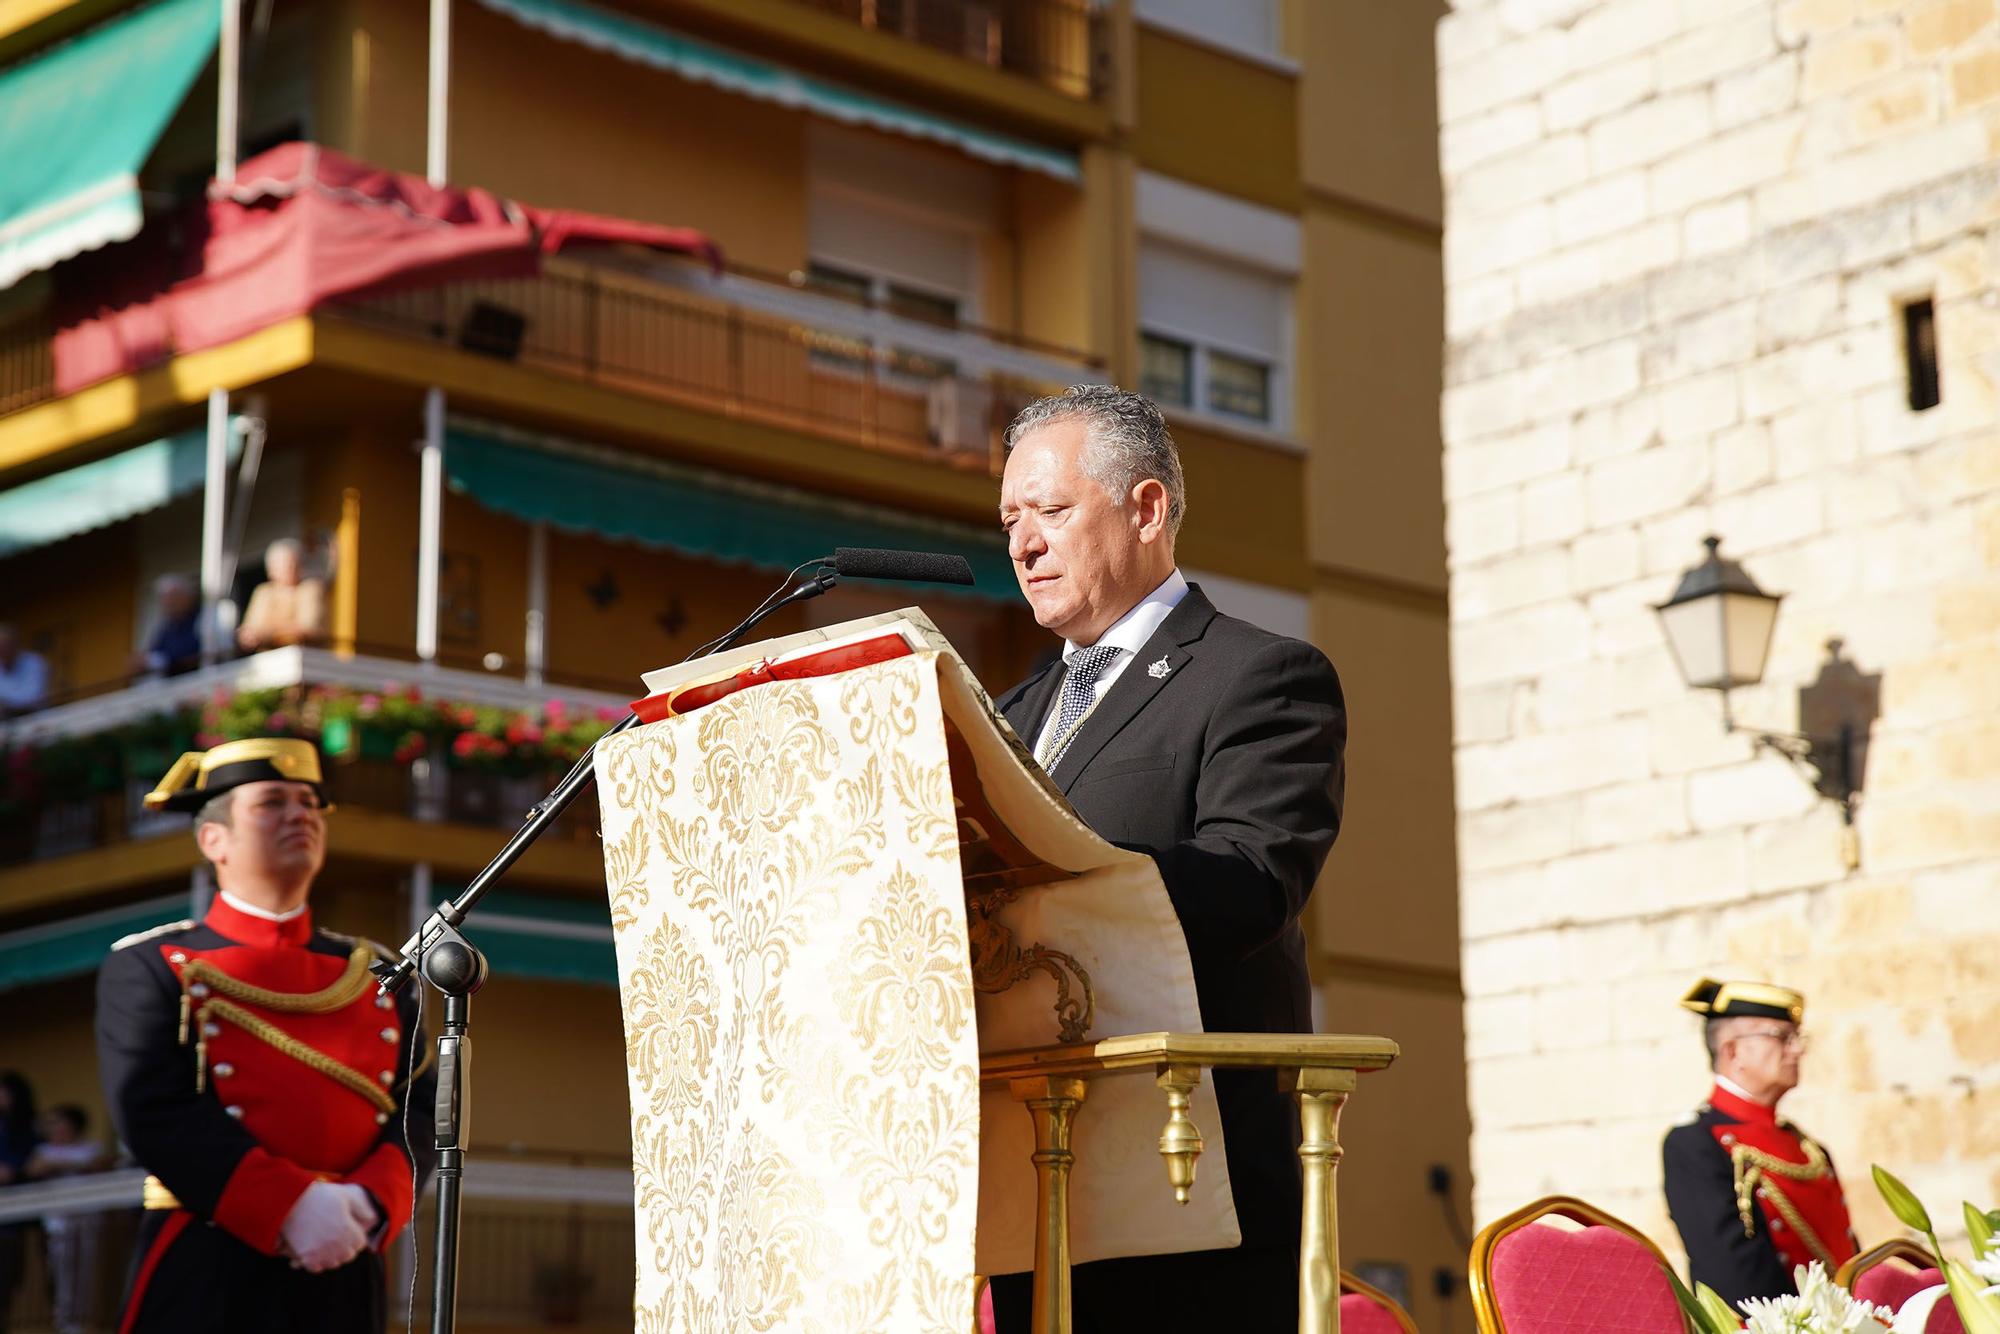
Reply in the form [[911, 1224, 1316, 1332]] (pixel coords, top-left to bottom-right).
[[96, 739, 436, 1333], [0, 624, 49, 717], [990, 385, 1346, 1331], [1663, 978, 1857, 1308], [132, 575, 203, 678], [0, 1071, 41, 1334], [24, 1105, 112, 1334], [237, 539, 328, 652]]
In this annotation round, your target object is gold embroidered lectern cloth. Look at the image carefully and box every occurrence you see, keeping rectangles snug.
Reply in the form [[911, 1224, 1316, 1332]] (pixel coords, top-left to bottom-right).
[[596, 651, 1237, 1330]]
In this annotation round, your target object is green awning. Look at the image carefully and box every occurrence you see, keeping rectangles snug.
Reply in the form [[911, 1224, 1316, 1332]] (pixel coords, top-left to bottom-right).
[[0, 0, 220, 289], [0, 421, 242, 560], [444, 421, 1017, 601], [475, 0, 1079, 182], [449, 890, 616, 987], [0, 895, 189, 994]]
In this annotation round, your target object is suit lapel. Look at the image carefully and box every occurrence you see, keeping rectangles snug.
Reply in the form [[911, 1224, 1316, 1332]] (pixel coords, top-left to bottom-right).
[[1049, 588, 1216, 794], [1001, 657, 1064, 746]]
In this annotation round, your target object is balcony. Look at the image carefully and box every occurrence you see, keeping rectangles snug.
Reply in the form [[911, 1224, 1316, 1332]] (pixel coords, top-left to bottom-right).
[[0, 647, 631, 872], [791, 0, 1103, 98], [323, 255, 1099, 476]]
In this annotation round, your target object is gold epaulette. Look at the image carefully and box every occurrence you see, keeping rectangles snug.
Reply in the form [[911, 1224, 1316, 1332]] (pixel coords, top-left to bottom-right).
[[110, 920, 194, 953], [142, 1176, 181, 1210]]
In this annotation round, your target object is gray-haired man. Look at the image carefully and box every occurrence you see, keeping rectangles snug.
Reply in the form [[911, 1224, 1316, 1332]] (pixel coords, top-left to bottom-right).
[[990, 385, 1347, 1331]]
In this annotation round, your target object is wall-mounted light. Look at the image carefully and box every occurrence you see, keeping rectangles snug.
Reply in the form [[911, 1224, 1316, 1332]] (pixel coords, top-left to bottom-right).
[[1656, 536, 1870, 826]]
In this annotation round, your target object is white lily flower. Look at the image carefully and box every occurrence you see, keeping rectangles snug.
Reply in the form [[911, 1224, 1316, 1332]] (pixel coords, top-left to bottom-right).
[[1973, 1239, 2000, 1286], [1739, 1264, 1894, 1334]]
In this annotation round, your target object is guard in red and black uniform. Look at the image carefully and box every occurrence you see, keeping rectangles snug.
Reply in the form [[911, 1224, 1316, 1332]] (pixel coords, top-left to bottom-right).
[[96, 739, 435, 1333], [1663, 978, 1857, 1309]]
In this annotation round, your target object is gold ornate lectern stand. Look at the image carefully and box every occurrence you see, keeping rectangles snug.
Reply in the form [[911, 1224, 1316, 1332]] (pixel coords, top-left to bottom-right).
[[595, 640, 1397, 1333]]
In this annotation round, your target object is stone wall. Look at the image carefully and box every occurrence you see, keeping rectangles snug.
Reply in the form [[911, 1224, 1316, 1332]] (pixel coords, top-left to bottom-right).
[[1437, 0, 2000, 1262]]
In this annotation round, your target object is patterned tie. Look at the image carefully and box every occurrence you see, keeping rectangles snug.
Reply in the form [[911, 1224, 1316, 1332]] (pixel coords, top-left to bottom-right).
[[1039, 643, 1123, 771]]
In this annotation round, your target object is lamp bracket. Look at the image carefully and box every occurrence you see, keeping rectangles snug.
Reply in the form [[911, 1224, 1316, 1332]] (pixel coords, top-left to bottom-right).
[[1718, 714, 1859, 825]]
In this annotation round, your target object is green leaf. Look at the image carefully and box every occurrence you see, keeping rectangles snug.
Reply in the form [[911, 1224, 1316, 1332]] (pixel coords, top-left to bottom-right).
[[1942, 1259, 2000, 1334], [1969, 1202, 1997, 1256], [1876, 1164, 1935, 1235], [1665, 1270, 1736, 1334], [1696, 1282, 1742, 1334]]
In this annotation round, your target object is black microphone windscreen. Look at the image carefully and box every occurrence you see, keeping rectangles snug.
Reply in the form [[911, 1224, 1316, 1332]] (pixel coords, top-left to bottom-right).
[[831, 547, 976, 585]]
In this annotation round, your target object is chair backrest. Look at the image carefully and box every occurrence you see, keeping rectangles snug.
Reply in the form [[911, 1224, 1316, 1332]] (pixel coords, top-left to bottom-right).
[[1841, 1243, 1964, 1334], [1468, 1195, 1688, 1334], [1340, 1269, 1421, 1334]]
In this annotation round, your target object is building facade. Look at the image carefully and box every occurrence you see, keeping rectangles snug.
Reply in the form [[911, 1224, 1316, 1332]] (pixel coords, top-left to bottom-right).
[[1439, 0, 2000, 1265], [0, 0, 1463, 1325]]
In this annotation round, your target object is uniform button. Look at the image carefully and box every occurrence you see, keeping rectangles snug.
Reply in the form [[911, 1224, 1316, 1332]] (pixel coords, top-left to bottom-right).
[[202, 1023, 221, 1038], [1721, 1134, 1737, 1146], [380, 1028, 399, 1043], [1771, 1218, 1785, 1231], [376, 994, 394, 1010], [213, 1063, 235, 1079], [225, 1105, 245, 1119], [375, 1113, 390, 1125], [378, 1070, 395, 1086], [169, 952, 188, 964], [189, 983, 210, 999]]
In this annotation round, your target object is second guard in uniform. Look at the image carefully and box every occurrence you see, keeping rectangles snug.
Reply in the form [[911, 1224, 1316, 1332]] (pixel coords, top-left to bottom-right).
[[1662, 978, 1857, 1307], [96, 739, 436, 1333]]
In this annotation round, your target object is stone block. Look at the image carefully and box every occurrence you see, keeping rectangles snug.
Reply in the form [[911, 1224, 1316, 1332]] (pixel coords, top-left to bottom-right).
[[1823, 456, 1918, 527], [1802, 27, 1904, 100], [1445, 486, 1523, 566], [1948, 43, 2000, 108], [1851, 71, 1943, 141], [1651, 114, 1807, 215], [1521, 472, 1588, 546], [1438, 4, 1504, 70], [1446, 201, 1555, 281], [1879, 638, 2000, 725], [1462, 930, 1566, 997], [1587, 443, 1711, 527], [1647, 302, 1761, 383], [1713, 56, 1804, 131], [1460, 798, 1579, 873], [1658, 370, 1743, 442], [1612, 642, 1690, 710], [1770, 399, 1860, 477], [1522, 657, 1625, 731], [1712, 421, 1775, 495], [1531, 982, 1617, 1051], [1708, 476, 1827, 553], [1444, 370, 1533, 445], [1597, 217, 1684, 285], [1862, 795, 2000, 870], [1756, 118, 1991, 228], [1638, 508, 1721, 579], [1565, 0, 1683, 74], [1451, 599, 1598, 689], [1448, 272, 1519, 338], [1460, 862, 1562, 942], [1757, 275, 1843, 347], [1571, 526, 1643, 593], [1441, 27, 1571, 123], [1577, 775, 1694, 848], [1445, 421, 1574, 499], [1687, 758, 1823, 831], [1462, 991, 1537, 1058], [1746, 806, 1855, 891], [1455, 680, 1517, 745], [1541, 838, 1677, 920], [1587, 575, 1674, 658], [1907, 0, 1997, 56], [1562, 340, 1645, 416], [1649, 696, 1758, 776], [1684, 195, 1754, 257], [1658, 11, 1780, 92], [1933, 581, 2000, 646], [1443, 101, 1548, 176], [1554, 171, 1650, 246], [1454, 546, 1573, 617], [1544, 53, 1657, 132], [1518, 244, 1609, 307], [1778, 0, 1856, 44], [1587, 90, 1714, 176], [1457, 134, 1593, 218]]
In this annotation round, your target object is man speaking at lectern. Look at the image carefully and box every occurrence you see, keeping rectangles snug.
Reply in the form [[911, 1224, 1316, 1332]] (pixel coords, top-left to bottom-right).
[[989, 385, 1346, 1330]]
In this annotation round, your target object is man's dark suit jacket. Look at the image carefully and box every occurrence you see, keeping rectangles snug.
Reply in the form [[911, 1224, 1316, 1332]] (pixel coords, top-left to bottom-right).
[[995, 583, 1347, 1252]]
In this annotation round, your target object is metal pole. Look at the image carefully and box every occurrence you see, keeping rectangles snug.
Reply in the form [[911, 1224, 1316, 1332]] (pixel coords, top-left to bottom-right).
[[416, 388, 444, 662], [200, 388, 230, 665], [217, 0, 240, 183], [524, 521, 547, 689], [428, 0, 451, 186]]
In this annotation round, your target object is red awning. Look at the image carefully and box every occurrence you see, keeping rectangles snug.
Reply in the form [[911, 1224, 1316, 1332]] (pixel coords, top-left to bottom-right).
[[54, 142, 721, 394]]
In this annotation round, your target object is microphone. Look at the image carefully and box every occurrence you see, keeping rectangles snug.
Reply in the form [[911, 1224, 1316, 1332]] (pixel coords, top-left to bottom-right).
[[831, 547, 976, 586]]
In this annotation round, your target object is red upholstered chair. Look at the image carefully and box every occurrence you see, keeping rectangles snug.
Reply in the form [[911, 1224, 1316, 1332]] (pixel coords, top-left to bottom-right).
[[1341, 1269, 1421, 1334], [1468, 1196, 1688, 1334], [1839, 1241, 1965, 1334]]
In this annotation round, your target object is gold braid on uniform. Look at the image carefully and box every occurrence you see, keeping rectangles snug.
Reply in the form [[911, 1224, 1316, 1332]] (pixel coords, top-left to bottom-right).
[[1730, 1138, 1838, 1269], [192, 997, 397, 1115], [175, 945, 377, 1043]]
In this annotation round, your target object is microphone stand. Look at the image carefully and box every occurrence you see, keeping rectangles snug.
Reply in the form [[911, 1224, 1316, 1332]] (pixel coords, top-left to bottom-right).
[[373, 560, 837, 1334]]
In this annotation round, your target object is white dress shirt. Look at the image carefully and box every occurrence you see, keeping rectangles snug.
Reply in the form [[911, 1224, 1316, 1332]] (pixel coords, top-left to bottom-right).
[[220, 889, 308, 923], [1032, 568, 1189, 761]]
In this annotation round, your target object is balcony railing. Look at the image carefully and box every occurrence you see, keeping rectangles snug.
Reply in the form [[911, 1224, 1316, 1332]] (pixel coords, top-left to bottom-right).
[[0, 305, 54, 416], [0, 648, 632, 867], [794, 0, 1103, 98], [325, 256, 1100, 475]]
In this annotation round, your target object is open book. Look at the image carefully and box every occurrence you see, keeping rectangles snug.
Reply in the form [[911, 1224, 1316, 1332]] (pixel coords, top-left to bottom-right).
[[633, 609, 959, 722]]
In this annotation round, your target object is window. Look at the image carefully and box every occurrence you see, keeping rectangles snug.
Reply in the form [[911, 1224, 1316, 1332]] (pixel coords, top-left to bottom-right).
[[1138, 241, 1291, 429], [1135, 0, 1283, 63], [1140, 333, 1193, 407], [1903, 296, 1940, 412]]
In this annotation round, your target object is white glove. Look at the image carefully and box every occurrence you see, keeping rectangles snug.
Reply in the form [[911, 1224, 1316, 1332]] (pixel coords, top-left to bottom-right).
[[278, 1181, 377, 1273]]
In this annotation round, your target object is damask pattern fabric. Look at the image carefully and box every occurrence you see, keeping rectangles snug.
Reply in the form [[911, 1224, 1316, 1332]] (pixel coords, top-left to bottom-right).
[[597, 656, 983, 1332], [1488, 1223, 1685, 1334]]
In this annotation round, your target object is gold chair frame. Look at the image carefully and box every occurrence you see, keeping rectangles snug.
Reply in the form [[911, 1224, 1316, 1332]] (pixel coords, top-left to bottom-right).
[[1467, 1195, 1687, 1334], [1835, 1237, 1940, 1291], [1340, 1268, 1421, 1334]]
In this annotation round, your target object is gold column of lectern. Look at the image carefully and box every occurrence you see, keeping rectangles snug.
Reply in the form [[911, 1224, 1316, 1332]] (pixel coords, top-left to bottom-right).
[[982, 1033, 1400, 1334]]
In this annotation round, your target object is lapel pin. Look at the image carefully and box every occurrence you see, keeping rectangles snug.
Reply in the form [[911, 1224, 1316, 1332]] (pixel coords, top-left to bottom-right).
[[1148, 656, 1171, 679]]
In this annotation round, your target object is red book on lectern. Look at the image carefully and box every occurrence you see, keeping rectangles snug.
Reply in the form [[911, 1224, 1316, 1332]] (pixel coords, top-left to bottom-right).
[[630, 630, 916, 723]]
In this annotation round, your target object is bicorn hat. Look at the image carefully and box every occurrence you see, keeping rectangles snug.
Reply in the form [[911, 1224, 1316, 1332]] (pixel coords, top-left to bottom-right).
[[143, 738, 332, 813], [1679, 977, 1804, 1025]]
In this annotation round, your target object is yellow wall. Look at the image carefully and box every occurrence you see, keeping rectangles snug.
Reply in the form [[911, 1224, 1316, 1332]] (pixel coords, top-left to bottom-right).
[[1172, 422, 1310, 591], [1131, 27, 1301, 214], [1, 524, 137, 696]]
